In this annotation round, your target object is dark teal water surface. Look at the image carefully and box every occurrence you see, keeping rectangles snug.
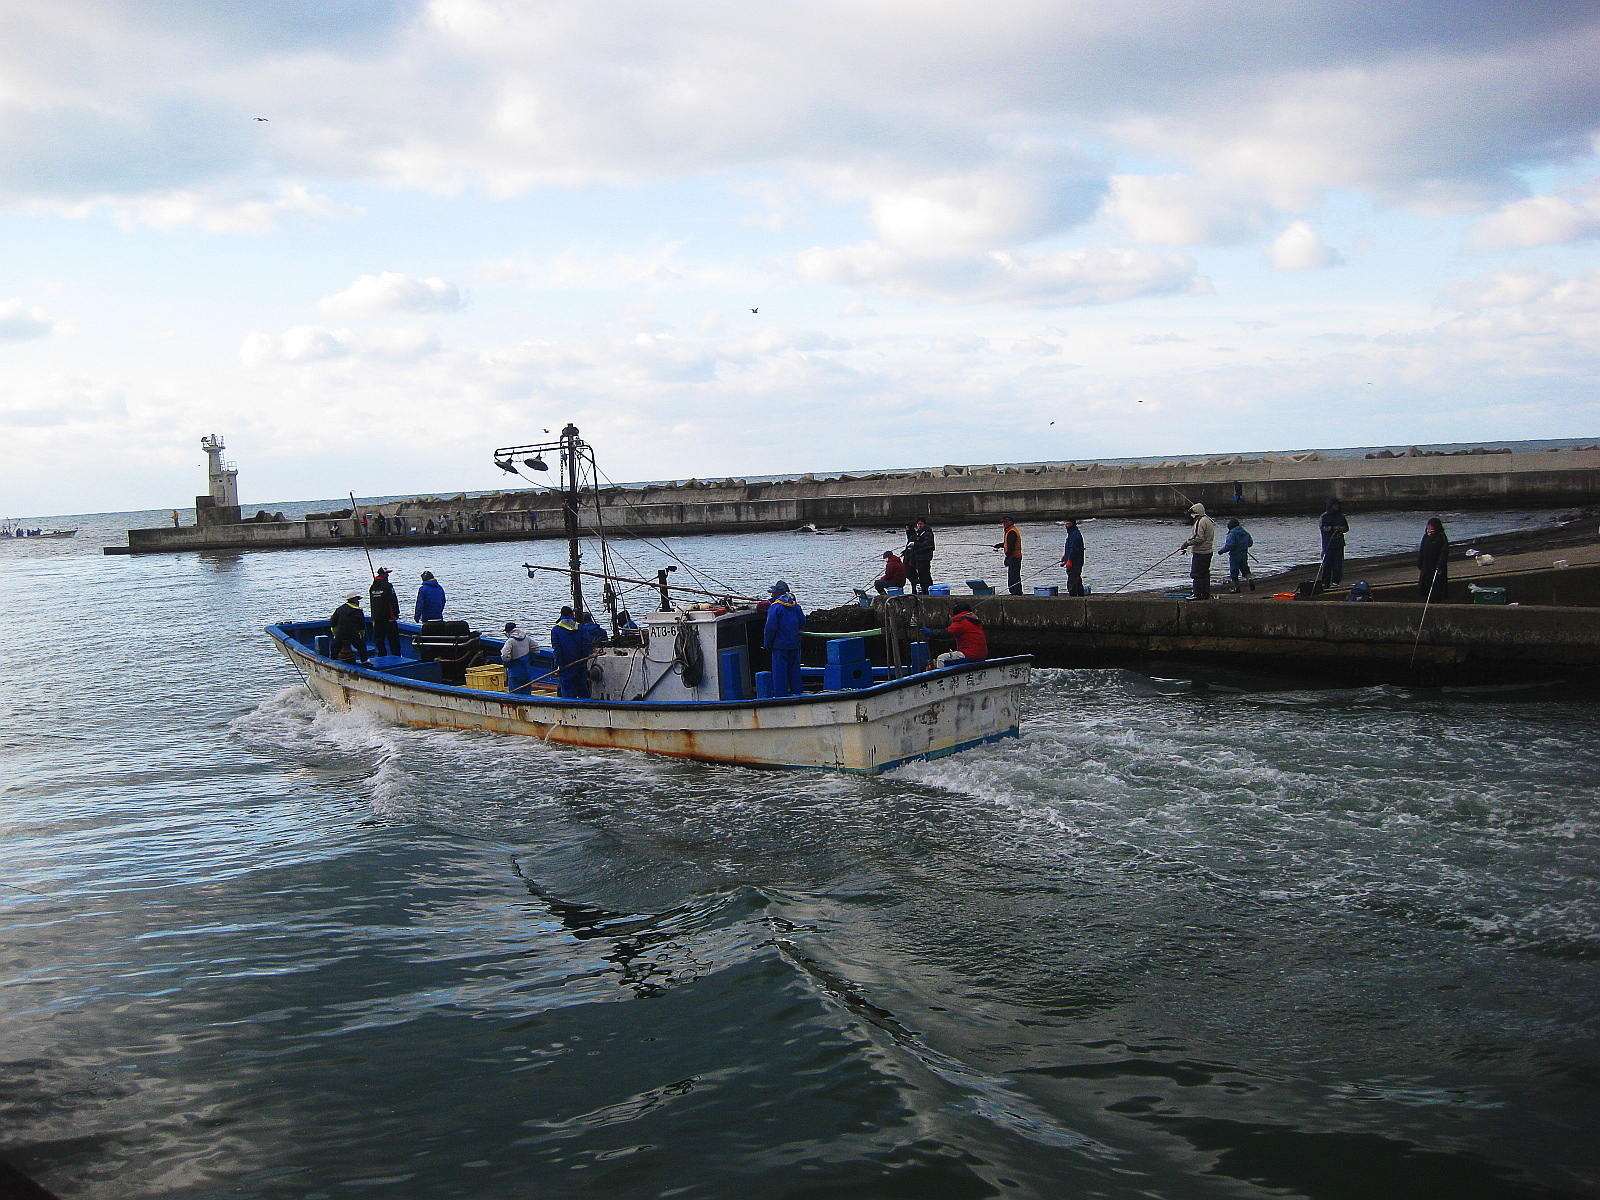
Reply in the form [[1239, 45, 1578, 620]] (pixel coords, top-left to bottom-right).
[[2, 512, 1597, 1199]]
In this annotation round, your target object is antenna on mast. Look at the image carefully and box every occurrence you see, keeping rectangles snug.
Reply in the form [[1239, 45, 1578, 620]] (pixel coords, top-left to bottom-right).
[[494, 424, 617, 626]]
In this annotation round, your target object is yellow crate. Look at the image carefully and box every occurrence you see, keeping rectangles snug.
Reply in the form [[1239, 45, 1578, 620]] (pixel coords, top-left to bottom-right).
[[464, 664, 508, 692]]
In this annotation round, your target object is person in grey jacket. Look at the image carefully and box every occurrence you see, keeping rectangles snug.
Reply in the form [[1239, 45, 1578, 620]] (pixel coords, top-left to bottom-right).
[[1180, 503, 1217, 600]]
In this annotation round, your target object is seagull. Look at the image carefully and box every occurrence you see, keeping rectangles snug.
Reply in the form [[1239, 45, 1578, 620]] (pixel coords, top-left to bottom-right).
[[750, 308, 759, 314], [254, 117, 269, 121], [1049, 421, 1055, 425]]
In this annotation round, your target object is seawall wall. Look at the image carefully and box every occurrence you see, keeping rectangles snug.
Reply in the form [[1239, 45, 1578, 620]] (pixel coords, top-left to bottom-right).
[[110, 448, 1600, 554]]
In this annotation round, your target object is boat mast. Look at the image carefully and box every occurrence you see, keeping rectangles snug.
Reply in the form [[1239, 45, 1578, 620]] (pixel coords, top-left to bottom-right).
[[496, 425, 621, 624], [559, 423, 584, 614]]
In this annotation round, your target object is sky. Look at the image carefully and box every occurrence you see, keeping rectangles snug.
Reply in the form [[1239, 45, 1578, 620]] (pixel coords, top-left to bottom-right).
[[3, 1, 1600, 515]]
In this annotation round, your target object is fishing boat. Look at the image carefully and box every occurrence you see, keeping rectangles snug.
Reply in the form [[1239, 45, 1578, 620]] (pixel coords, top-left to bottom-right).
[[265, 425, 1030, 774]]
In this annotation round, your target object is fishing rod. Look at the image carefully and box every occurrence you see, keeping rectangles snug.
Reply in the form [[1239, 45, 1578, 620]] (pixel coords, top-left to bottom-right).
[[1409, 558, 1448, 671], [1109, 547, 1184, 594], [522, 562, 763, 604], [348, 491, 377, 577]]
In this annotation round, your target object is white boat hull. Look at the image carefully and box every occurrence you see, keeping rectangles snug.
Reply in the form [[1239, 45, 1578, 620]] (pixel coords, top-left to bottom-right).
[[270, 629, 1028, 774]]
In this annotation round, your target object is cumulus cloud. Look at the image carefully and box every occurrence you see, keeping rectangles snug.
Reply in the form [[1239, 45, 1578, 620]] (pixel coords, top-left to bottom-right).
[[1468, 186, 1600, 251], [316, 272, 463, 318], [0, 298, 70, 341], [1102, 175, 1270, 245], [796, 242, 1205, 307], [1267, 221, 1343, 269]]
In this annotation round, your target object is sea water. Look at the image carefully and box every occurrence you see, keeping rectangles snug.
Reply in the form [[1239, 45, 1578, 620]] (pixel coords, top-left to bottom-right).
[[1, 510, 1596, 1199]]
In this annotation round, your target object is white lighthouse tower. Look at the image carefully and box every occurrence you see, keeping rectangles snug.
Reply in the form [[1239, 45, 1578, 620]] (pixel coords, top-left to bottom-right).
[[196, 434, 241, 527]]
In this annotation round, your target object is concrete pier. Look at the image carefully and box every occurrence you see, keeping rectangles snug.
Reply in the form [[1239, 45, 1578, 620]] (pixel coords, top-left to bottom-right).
[[810, 596, 1600, 687], [107, 445, 1600, 554]]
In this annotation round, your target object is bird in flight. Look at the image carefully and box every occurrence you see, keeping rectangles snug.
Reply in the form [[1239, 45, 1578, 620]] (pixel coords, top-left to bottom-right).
[[1049, 421, 1055, 425], [254, 117, 268, 121], [750, 308, 759, 314]]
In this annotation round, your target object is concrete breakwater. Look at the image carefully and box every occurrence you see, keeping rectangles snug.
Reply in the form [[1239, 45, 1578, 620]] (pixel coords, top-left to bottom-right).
[[108, 446, 1600, 554], [810, 595, 1600, 687]]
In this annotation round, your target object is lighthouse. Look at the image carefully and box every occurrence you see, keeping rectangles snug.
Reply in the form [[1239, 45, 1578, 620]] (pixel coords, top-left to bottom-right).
[[196, 435, 241, 527]]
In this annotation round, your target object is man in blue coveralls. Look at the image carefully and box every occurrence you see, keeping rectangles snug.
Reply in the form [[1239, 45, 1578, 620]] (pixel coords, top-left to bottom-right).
[[762, 581, 806, 697], [550, 606, 591, 698]]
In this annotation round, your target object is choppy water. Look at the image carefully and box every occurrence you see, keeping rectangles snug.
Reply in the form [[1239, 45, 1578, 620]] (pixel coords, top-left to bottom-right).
[[2, 510, 1598, 1199]]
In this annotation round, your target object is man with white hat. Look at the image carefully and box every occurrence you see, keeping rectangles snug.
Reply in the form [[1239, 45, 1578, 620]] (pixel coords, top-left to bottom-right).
[[329, 590, 369, 663]]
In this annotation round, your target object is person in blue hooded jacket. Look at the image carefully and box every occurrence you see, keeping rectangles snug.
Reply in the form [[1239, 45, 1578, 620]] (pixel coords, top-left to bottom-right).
[[762, 581, 806, 697], [1220, 519, 1254, 592], [1058, 519, 1086, 596], [414, 571, 447, 622], [550, 606, 591, 698], [1317, 498, 1348, 589]]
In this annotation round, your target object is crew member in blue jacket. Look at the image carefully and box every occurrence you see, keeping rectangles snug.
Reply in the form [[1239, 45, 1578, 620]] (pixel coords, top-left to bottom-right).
[[1058, 519, 1086, 596], [577, 611, 607, 658], [550, 606, 591, 698], [414, 571, 447, 622], [1221, 519, 1254, 592], [762, 581, 806, 697]]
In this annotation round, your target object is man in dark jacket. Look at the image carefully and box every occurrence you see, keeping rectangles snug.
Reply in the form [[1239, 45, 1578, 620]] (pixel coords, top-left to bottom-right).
[[1058, 519, 1086, 596], [993, 518, 1023, 594], [1418, 518, 1449, 602], [329, 591, 369, 663], [415, 571, 447, 622], [904, 520, 935, 595], [762, 581, 806, 696], [920, 604, 988, 667], [368, 568, 402, 656], [1317, 498, 1349, 590]]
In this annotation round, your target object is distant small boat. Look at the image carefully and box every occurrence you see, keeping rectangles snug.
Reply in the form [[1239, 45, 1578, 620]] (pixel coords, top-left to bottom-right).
[[0, 521, 72, 539]]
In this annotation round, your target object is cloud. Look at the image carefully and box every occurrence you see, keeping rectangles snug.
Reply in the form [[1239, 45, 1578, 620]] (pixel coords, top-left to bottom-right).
[[110, 184, 360, 233], [1468, 186, 1600, 251], [0, 2, 1593, 230], [1267, 220, 1343, 269], [855, 154, 1105, 254], [1442, 268, 1558, 310], [0, 297, 70, 341], [316, 272, 463, 318], [796, 243, 1206, 307], [1102, 175, 1270, 245], [241, 324, 441, 367]]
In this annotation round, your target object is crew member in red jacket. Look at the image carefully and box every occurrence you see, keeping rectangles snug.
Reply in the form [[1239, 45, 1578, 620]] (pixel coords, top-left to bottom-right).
[[872, 550, 908, 595], [920, 604, 988, 667]]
